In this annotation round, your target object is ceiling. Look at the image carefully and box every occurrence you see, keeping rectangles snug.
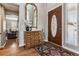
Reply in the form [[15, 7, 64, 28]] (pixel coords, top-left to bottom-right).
[[1, 3, 19, 14]]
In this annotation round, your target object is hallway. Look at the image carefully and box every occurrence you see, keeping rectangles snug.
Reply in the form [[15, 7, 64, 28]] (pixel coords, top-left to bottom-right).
[[0, 39, 39, 56]]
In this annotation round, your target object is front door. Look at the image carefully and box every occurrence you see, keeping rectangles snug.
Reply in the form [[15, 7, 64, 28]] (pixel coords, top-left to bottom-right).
[[48, 6, 62, 46]]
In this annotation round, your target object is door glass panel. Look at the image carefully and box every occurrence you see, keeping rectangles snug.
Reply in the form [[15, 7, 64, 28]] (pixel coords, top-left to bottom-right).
[[51, 15, 57, 37], [65, 3, 78, 46]]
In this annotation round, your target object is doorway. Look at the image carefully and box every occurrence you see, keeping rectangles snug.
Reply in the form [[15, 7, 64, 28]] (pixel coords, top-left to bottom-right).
[[1, 3, 19, 48], [6, 14, 18, 40]]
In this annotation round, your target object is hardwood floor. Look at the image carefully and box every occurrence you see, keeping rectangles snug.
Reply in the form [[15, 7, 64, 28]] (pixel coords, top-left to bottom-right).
[[0, 39, 78, 56], [0, 39, 39, 56]]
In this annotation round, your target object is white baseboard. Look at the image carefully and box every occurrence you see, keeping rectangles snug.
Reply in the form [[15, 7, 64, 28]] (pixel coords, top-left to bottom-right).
[[19, 43, 25, 47], [49, 42, 79, 54], [62, 45, 79, 54]]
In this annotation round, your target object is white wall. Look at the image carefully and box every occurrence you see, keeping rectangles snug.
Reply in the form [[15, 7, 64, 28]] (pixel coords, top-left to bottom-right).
[[47, 3, 62, 12], [18, 3, 25, 47], [34, 3, 48, 41], [35, 3, 45, 30]]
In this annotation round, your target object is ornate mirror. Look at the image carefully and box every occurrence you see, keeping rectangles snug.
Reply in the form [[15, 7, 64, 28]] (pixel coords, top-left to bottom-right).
[[51, 15, 57, 37], [25, 3, 38, 28]]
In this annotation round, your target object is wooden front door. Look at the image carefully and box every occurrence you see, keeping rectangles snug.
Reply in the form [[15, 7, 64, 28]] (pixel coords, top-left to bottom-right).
[[48, 6, 62, 46]]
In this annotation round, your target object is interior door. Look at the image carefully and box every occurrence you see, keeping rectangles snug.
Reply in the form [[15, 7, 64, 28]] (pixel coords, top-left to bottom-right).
[[48, 6, 62, 46]]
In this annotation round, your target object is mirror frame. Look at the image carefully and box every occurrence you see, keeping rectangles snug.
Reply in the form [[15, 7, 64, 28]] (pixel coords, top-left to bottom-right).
[[25, 3, 38, 28]]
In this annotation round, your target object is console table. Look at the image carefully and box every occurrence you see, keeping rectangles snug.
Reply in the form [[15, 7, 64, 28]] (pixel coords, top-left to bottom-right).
[[24, 31, 43, 49]]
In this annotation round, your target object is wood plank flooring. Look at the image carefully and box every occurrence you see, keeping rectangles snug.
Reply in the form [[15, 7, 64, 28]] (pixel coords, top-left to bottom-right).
[[0, 39, 39, 56]]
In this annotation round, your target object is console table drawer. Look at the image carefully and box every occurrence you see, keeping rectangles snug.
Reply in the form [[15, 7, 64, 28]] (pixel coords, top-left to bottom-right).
[[24, 31, 42, 48]]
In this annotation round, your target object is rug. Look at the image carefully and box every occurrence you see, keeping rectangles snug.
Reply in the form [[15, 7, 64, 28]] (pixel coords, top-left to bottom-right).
[[34, 42, 79, 56]]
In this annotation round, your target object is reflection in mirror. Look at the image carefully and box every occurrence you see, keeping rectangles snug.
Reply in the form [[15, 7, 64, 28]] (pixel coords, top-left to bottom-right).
[[51, 15, 57, 37], [25, 3, 37, 30]]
